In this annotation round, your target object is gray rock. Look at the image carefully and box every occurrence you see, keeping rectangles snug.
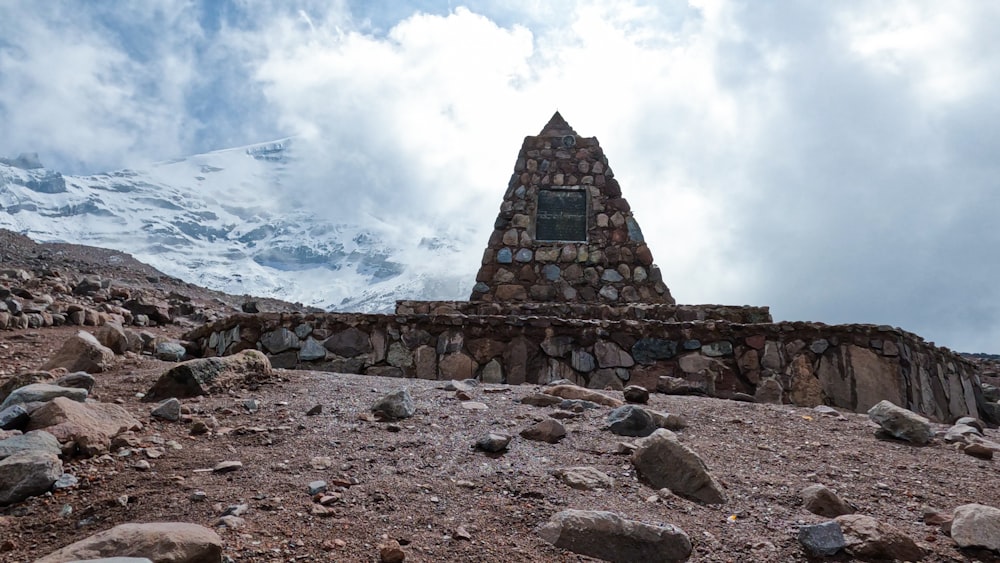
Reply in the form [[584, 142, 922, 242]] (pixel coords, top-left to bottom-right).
[[150, 398, 182, 422], [323, 327, 372, 356], [371, 389, 415, 420], [143, 350, 273, 401], [307, 480, 327, 495], [52, 473, 78, 490], [607, 405, 657, 437], [867, 400, 932, 444], [954, 416, 984, 433], [96, 322, 130, 354], [0, 450, 62, 505], [631, 338, 677, 364], [631, 429, 727, 504], [801, 484, 854, 517], [537, 509, 691, 563], [260, 328, 300, 354], [700, 341, 733, 357], [475, 432, 511, 453], [520, 418, 566, 443], [571, 349, 596, 372], [657, 376, 709, 396], [297, 337, 327, 361], [0, 404, 29, 430], [951, 503, 1000, 552], [798, 521, 845, 557], [154, 341, 187, 362], [623, 385, 650, 404], [52, 372, 97, 393], [0, 383, 88, 410], [595, 341, 634, 368], [34, 522, 223, 563], [552, 467, 614, 490], [834, 514, 925, 561], [0, 429, 61, 460]]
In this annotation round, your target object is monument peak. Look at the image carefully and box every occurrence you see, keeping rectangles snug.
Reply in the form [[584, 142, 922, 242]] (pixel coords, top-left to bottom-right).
[[471, 112, 673, 306]]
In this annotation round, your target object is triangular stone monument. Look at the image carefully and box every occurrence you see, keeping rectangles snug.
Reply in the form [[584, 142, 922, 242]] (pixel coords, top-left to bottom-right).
[[471, 112, 674, 305]]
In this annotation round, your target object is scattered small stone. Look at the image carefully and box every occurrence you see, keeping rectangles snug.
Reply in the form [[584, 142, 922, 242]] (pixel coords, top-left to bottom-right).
[[551, 466, 614, 490], [558, 399, 599, 411], [455, 390, 472, 401], [310, 456, 334, 470], [190, 491, 207, 502], [150, 398, 181, 422], [813, 405, 845, 419], [519, 419, 566, 444], [212, 460, 243, 474], [964, 442, 994, 460], [801, 484, 854, 517], [455, 525, 472, 540], [189, 421, 209, 435], [133, 460, 151, 471], [798, 521, 846, 557], [215, 515, 245, 528], [52, 473, 78, 491], [306, 404, 322, 416], [475, 432, 512, 453], [606, 405, 657, 437], [371, 389, 415, 421], [243, 399, 260, 413], [460, 401, 488, 411], [622, 385, 650, 404], [378, 539, 406, 563], [308, 481, 328, 496]]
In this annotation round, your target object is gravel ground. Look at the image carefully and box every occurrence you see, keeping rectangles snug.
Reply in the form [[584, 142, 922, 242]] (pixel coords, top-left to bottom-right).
[[2, 326, 999, 562]]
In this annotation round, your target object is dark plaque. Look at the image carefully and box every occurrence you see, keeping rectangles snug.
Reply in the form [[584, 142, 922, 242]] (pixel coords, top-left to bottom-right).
[[536, 189, 587, 242]]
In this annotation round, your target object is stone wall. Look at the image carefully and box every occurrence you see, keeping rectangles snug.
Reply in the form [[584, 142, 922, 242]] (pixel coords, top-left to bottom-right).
[[184, 312, 993, 424], [396, 300, 771, 323], [471, 112, 674, 305]]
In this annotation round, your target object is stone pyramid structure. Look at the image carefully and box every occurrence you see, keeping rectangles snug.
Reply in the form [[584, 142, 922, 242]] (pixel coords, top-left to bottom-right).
[[471, 112, 674, 305]]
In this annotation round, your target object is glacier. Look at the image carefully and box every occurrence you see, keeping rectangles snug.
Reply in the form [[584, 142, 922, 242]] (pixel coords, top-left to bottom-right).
[[0, 141, 475, 312]]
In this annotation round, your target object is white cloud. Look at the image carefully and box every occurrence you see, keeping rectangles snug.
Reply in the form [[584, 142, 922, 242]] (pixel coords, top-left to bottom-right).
[[3, 0, 1000, 351]]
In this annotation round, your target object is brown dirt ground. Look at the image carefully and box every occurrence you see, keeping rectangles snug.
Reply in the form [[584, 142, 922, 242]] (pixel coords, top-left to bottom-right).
[[1, 325, 999, 563]]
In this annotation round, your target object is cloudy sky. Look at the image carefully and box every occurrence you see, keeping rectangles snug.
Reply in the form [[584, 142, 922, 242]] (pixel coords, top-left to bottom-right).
[[2, 1, 1000, 352]]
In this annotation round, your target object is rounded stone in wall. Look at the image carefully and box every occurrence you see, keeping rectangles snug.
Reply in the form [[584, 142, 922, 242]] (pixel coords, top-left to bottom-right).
[[599, 286, 619, 301], [515, 249, 534, 262], [601, 269, 623, 283], [633, 267, 648, 282], [621, 286, 640, 302], [542, 264, 561, 281], [497, 248, 513, 264]]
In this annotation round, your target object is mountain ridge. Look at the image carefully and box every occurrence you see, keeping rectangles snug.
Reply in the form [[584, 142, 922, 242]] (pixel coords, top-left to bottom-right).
[[0, 141, 474, 312]]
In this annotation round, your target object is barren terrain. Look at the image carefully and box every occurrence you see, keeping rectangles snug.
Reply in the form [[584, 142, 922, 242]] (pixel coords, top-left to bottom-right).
[[0, 232, 998, 562]]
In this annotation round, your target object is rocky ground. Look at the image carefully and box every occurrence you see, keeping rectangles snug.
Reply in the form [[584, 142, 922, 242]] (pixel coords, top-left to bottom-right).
[[1, 327, 999, 562], [1, 231, 999, 562]]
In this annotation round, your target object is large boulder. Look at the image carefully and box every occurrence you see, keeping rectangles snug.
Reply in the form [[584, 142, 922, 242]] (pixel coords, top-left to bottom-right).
[[0, 450, 62, 505], [34, 522, 223, 563], [631, 429, 727, 504], [40, 331, 116, 373], [143, 350, 273, 401], [537, 509, 691, 562], [867, 400, 932, 444], [26, 397, 142, 456], [0, 383, 88, 410], [607, 405, 658, 437], [951, 503, 1000, 552]]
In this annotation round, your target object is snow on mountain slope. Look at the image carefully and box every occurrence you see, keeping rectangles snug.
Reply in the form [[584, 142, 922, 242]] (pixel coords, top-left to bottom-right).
[[0, 142, 474, 311]]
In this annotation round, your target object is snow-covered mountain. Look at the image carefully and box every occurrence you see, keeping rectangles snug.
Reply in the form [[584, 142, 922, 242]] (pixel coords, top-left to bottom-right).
[[0, 141, 475, 311]]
